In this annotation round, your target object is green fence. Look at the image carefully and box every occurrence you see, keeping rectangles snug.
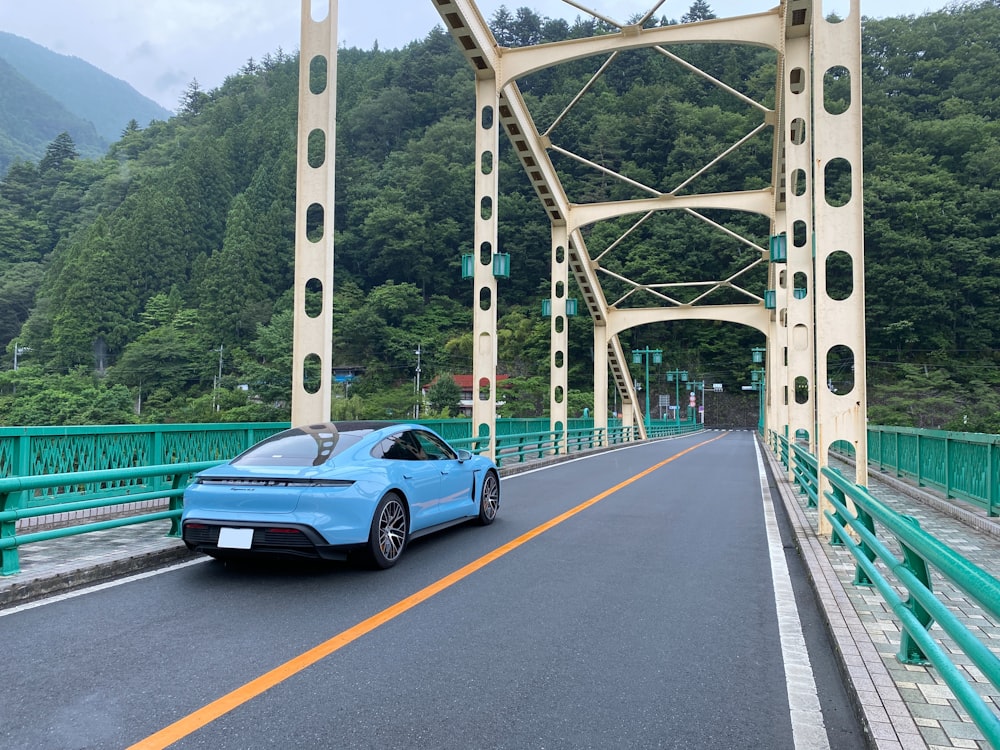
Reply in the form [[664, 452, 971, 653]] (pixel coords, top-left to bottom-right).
[[867, 425, 1000, 516], [771, 430, 1000, 744], [0, 419, 701, 575]]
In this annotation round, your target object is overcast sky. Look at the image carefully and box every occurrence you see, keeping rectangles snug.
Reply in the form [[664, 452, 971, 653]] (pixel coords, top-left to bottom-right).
[[1, 0, 956, 112]]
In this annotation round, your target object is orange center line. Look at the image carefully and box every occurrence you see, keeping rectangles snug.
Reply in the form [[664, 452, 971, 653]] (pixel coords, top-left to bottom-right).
[[128, 432, 728, 749]]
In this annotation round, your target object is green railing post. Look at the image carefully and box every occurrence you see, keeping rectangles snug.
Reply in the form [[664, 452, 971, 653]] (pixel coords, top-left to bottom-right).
[[0, 484, 20, 575], [990, 442, 997, 518], [852, 506, 876, 588], [1, 433, 32, 575], [828, 483, 847, 547], [167, 471, 194, 537], [151, 427, 165, 494], [897, 530, 933, 666]]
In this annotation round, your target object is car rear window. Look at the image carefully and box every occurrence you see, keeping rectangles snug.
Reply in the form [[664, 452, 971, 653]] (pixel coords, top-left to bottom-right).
[[232, 430, 365, 467]]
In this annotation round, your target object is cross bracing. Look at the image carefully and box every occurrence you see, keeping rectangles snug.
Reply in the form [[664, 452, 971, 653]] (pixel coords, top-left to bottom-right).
[[293, 2, 867, 535]]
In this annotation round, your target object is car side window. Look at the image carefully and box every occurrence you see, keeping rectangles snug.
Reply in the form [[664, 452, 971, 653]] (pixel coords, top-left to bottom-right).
[[377, 432, 426, 461], [412, 430, 457, 461]]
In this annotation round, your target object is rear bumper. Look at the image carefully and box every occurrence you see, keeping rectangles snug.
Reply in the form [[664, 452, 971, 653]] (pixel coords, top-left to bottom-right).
[[182, 520, 362, 561]]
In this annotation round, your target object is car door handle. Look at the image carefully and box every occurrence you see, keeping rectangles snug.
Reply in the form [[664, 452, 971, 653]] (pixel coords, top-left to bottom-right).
[[403, 473, 414, 479]]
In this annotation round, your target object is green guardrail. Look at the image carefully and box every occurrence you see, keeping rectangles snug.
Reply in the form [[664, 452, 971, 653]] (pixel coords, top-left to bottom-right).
[[0, 421, 704, 575], [867, 425, 1000, 517], [768, 429, 1000, 745], [772, 433, 819, 509], [822, 467, 1000, 745], [0, 461, 222, 576]]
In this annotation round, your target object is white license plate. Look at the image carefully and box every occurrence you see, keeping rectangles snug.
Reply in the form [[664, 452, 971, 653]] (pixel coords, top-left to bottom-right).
[[218, 527, 254, 549]]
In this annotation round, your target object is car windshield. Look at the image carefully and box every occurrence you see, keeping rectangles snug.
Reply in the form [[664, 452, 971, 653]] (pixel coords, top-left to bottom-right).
[[231, 428, 366, 467]]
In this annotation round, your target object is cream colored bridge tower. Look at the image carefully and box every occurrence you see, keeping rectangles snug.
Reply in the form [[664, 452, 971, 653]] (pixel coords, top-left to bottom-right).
[[293, 1, 867, 533]]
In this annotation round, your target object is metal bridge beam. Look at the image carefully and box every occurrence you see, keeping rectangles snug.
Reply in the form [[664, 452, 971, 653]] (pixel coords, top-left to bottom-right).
[[291, 0, 337, 425], [426, 1, 866, 502]]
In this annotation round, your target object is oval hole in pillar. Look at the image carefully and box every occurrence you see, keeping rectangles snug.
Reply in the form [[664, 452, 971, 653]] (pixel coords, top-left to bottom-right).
[[823, 66, 851, 115], [309, 55, 327, 95], [827, 345, 855, 394], [307, 203, 324, 243], [826, 251, 853, 301], [308, 129, 326, 168], [305, 278, 323, 318], [790, 118, 806, 145], [794, 375, 809, 404], [793, 219, 807, 247], [792, 168, 806, 196], [303, 353, 322, 394], [824, 157, 852, 207]]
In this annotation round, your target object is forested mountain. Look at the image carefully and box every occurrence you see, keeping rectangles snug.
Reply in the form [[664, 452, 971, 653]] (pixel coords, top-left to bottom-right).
[[0, 32, 172, 174], [1, 3, 999, 430]]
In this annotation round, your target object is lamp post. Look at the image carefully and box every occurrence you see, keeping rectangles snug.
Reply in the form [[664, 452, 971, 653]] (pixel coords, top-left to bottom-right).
[[632, 347, 662, 431], [751, 346, 766, 434], [665, 369, 688, 427]]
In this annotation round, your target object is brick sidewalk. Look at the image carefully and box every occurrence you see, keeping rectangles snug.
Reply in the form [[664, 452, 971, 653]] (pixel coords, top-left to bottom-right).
[[767, 448, 1000, 750]]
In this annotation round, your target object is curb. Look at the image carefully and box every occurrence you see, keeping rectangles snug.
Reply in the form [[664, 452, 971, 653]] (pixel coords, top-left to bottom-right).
[[761, 443, 924, 749], [0, 543, 196, 609]]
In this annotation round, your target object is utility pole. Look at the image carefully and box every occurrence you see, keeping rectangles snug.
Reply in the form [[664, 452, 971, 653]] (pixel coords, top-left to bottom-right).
[[414, 344, 422, 420], [12, 341, 30, 371], [213, 345, 224, 412]]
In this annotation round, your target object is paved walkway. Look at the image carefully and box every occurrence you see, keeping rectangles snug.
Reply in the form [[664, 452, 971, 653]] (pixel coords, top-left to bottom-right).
[[3, 439, 1000, 749], [767, 449, 1000, 750]]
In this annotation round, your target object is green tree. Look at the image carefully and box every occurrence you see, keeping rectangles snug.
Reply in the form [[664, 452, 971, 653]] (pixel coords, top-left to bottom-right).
[[426, 374, 461, 417]]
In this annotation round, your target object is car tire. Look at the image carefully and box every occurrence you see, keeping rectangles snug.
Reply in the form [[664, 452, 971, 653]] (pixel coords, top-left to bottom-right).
[[367, 492, 408, 569], [476, 470, 500, 525]]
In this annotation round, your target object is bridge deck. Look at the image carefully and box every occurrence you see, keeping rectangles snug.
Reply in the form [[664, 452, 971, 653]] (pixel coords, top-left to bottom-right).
[[1, 433, 996, 748]]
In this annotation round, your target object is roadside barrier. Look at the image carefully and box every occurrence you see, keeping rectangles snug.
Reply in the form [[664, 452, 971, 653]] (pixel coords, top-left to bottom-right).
[[0, 461, 221, 576], [0, 424, 701, 575], [770, 430, 1000, 744]]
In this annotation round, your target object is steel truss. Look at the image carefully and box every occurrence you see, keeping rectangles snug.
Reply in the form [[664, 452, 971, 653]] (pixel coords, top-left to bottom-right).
[[291, 2, 867, 533]]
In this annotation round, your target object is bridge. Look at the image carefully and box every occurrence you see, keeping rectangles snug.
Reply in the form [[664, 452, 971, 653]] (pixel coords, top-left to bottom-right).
[[293, 0, 866, 541], [2, 2, 999, 748], [3, 429, 1000, 748]]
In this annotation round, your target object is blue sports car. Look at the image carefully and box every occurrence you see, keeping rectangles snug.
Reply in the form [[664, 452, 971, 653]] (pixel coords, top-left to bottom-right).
[[181, 421, 500, 568]]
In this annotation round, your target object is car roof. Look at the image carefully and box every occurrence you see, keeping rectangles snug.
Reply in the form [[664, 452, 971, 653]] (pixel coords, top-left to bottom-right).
[[292, 421, 396, 434]]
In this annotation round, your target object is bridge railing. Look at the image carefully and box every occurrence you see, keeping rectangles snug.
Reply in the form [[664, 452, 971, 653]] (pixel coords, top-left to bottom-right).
[[770, 430, 1000, 744], [867, 425, 1000, 517], [0, 422, 703, 575], [0, 461, 222, 576]]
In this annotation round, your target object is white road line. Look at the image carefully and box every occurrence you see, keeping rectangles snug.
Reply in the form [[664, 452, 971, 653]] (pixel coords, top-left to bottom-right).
[[0, 558, 209, 617], [754, 439, 831, 750]]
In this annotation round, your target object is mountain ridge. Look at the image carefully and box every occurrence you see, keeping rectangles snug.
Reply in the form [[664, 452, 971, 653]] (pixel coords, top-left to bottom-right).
[[0, 31, 172, 173]]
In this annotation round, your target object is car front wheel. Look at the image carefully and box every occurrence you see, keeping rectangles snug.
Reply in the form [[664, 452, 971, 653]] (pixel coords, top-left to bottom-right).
[[368, 492, 408, 569], [477, 471, 500, 525]]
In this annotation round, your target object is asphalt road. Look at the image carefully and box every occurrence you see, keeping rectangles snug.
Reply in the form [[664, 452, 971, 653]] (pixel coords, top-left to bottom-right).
[[2, 432, 864, 749]]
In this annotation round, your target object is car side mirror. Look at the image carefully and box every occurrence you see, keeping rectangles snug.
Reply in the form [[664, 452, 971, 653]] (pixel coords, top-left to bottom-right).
[[456, 449, 472, 462]]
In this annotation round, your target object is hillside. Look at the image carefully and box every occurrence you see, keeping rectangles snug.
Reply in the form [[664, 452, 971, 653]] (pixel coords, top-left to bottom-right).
[[0, 56, 106, 173], [0, 3, 999, 430], [0, 32, 171, 172]]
